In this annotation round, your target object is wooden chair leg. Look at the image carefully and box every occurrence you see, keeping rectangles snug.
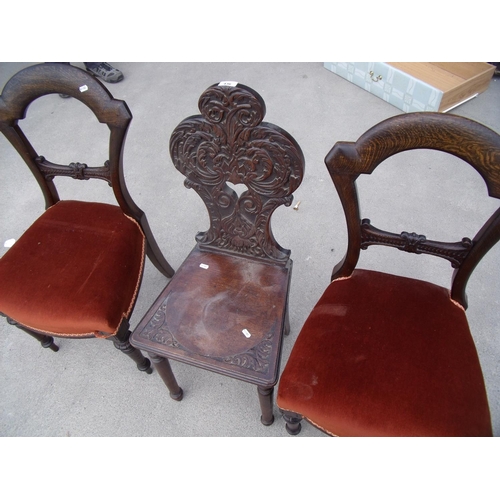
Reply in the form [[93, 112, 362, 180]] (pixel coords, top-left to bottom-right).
[[281, 410, 303, 435], [29, 331, 59, 352], [257, 385, 275, 426], [27, 330, 59, 352], [112, 335, 153, 374], [5, 316, 59, 352], [149, 352, 183, 401]]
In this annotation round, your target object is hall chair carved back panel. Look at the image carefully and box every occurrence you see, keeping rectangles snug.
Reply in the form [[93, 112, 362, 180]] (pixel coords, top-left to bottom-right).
[[0, 63, 174, 375], [131, 82, 305, 424], [277, 112, 500, 436]]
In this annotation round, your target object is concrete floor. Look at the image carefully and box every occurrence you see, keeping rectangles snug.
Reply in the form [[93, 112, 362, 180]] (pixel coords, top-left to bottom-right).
[[1, 62, 499, 438]]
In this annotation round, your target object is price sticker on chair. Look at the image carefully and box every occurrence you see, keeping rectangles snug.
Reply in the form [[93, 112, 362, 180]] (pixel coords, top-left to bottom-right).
[[219, 81, 238, 87], [199, 263, 209, 269], [242, 329, 251, 338], [79, 85, 88, 92]]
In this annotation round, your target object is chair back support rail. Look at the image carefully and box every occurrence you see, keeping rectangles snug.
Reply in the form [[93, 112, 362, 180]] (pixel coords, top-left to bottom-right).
[[325, 113, 500, 308]]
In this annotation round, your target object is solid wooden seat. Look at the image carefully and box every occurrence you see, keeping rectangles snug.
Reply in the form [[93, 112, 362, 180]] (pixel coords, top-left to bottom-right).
[[277, 112, 500, 436], [134, 247, 290, 383], [131, 82, 304, 424], [0, 63, 174, 374]]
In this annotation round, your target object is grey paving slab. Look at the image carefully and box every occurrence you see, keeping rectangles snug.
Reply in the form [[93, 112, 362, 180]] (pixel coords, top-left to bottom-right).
[[1, 62, 499, 437]]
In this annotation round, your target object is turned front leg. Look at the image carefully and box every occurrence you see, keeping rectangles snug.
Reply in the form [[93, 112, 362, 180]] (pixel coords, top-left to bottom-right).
[[282, 410, 303, 435], [112, 335, 153, 374], [6, 317, 59, 352], [257, 385, 275, 426], [149, 353, 183, 401], [26, 330, 59, 352]]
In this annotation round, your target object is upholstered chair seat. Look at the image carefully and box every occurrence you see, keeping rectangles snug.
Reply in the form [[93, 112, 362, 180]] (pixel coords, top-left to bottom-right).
[[0, 200, 145, 337], [277, 269, 492, 436]]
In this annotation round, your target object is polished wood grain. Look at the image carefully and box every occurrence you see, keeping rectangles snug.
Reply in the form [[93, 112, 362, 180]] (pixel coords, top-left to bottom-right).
[[131, 82, 304, 425], [326, 112, 500, 308], [133, 247, 291, 385]]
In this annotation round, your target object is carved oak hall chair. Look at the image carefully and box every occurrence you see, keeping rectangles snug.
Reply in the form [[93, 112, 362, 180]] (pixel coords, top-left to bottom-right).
[[0, 63, 174, 374], [277, 113, 500, 436], [131, 82, 305, 424]]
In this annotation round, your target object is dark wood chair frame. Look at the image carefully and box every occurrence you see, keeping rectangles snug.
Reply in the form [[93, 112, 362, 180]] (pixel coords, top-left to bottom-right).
[[0, 62, 174, 373], [131, 82, 305, 423], [280, 112, 500, 435]]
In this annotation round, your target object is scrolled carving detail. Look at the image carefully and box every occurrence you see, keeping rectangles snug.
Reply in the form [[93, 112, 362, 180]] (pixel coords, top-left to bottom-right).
[[169, 84, 304, 264], [361, 218, 473, 268], [221, 333, 273, 373], [36, 156, 112, 184], [139, 303, 181, 349], [138, 301, 272, 374], [69, 162, 88, 180], [400, 231, 427, 252]]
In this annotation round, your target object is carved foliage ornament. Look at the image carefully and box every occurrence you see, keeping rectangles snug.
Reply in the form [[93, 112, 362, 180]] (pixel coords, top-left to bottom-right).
[[139, 302, 273, 374], [169, 84, 304, 263]]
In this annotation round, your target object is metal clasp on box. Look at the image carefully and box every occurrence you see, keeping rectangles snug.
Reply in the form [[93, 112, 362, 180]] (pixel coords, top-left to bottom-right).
[[369, 71, 382, 82]]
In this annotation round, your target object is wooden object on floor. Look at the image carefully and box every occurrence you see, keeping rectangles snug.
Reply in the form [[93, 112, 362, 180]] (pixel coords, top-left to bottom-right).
[[131, 82, 305, 423], [0, 63, 174, 376], [277, 112, 500, 436]]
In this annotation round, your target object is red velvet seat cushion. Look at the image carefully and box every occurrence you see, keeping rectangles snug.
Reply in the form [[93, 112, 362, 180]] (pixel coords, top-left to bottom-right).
[[277, 269, 492, 436], [0, 200, 145, 337]]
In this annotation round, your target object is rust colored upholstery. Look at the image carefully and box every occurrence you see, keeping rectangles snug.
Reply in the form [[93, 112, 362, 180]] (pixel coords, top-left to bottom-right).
[[277, 113, 500, 436], [277, 269, 492, 436], [0, 200, 145, 337]]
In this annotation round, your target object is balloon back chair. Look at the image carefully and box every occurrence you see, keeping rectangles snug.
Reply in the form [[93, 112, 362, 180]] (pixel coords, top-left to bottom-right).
[[277, 112, 500, 436], [0, 63, 174, 375]]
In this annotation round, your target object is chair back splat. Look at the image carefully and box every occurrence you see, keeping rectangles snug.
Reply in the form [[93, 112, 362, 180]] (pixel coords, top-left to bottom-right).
[[131, 82, 305, 423], [277, 112, 500, 437], [169, 82, 304, 264]]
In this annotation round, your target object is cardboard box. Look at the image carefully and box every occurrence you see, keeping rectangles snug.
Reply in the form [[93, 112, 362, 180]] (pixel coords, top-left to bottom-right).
[[324, 62, 495, 113]]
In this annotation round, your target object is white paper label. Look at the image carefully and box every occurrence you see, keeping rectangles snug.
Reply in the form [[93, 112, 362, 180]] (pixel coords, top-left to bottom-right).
[[199, 263, 209, 269], [4, 238, 15, 248], [242, 329, 251, 338], [219, 81, 238, 87], [79, 85, 89, 92]]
